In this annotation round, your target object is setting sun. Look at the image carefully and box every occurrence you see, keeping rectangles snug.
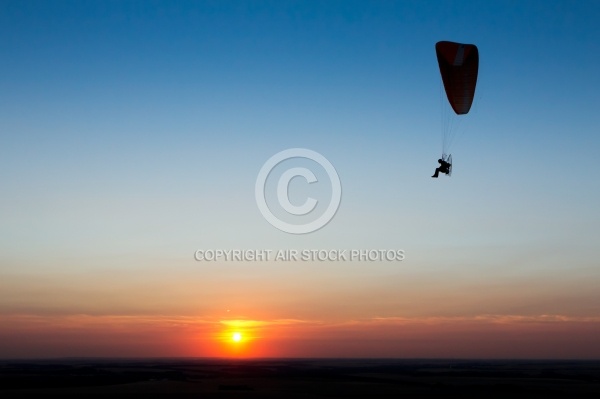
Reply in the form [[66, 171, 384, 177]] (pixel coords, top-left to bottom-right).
[[232, 332, 242, 342]]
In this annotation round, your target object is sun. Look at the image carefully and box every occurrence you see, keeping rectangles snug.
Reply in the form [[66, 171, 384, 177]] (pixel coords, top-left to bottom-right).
[[232, 332, 242, 342]]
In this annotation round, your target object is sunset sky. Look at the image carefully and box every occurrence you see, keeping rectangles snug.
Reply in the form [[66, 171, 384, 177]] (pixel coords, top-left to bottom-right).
[[1, 0, 600, 359]]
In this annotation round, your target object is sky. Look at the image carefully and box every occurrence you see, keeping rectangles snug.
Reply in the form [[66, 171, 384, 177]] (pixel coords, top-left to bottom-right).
[[1, 0, 600, 359]]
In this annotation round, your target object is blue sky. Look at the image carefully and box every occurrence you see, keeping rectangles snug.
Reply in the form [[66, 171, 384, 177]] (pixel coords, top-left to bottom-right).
[[1, 0, 599, 358]]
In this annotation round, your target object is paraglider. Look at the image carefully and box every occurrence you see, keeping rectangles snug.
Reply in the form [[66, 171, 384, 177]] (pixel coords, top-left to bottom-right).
[[431, 157, 452, 178], [433, 40, 479, 177]]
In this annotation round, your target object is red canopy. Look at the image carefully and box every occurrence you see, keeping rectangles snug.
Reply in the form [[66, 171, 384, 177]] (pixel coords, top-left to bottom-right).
[[436, 41, 479, 115]]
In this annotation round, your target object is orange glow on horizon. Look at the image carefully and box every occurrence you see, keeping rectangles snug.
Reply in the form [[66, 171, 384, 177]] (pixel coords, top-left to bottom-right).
[[212, 319, 263, 357], [3, 313, 600, 359]]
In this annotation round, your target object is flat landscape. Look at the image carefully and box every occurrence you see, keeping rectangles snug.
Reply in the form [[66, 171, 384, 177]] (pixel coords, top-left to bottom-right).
[[1, 358, 600, 398]]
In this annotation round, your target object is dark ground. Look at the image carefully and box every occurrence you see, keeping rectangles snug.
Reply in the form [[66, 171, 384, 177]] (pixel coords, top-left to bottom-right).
[[1, 358, 600, 398]]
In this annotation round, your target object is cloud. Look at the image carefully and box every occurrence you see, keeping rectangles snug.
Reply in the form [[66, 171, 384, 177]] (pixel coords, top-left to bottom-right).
[[219, 318, 314, 328], [368, 314, 600, 325]]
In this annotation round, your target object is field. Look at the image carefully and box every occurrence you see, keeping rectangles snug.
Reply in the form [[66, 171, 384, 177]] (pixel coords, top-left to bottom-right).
[[1, 358, 600, 398]]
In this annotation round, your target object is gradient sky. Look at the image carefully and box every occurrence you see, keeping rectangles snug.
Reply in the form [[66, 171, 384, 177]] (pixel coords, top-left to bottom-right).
[[1, 0, 600, 359]]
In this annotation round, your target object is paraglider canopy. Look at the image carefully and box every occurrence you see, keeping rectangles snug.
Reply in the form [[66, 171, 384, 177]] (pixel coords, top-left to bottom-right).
[[436, 41, 479, 115]]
